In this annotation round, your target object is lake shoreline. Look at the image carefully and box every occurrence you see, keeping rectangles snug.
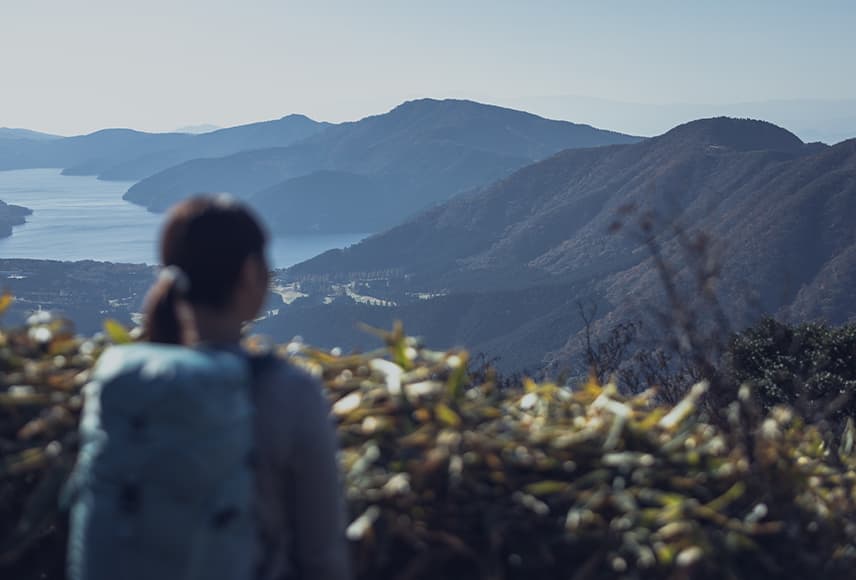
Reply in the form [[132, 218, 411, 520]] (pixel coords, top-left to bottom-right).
[[0, 169, 367, 268]]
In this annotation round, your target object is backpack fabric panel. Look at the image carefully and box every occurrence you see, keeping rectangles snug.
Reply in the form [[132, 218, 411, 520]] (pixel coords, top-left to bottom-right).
[[67, 343, 257, 580]]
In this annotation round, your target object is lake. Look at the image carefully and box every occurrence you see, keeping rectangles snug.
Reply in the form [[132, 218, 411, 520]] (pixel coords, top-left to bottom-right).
[[0, 169, 367, 268]]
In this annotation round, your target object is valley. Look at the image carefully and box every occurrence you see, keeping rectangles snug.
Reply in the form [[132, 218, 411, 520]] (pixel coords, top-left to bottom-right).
[[1, 107, 855, 377], [263, 118, 856, 372]]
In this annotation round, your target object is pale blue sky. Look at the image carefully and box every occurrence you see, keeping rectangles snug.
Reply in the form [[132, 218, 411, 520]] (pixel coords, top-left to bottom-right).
[[1, 0, 854, 135]]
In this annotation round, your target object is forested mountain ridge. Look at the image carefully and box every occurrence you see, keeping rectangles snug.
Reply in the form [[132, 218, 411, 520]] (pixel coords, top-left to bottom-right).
[[289, 118, 812, 284], [124, 99, 641, 232], [264, 118, 856, 371]]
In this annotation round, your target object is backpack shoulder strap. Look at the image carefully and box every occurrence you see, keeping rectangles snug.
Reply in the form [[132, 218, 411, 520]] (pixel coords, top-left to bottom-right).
[[244, 350, 282, 580]]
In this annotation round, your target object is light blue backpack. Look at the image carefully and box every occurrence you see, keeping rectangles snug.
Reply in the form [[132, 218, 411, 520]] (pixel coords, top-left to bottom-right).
[[66, 343, 258, 580]]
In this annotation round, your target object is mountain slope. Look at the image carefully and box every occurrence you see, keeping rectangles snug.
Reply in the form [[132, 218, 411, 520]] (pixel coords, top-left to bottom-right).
[[291, 118, 807, 284], [124, 142, 324, 210], [56, 129, 194, 176], [265, 118, 856, 371], [96, 114, 328, 180], [125, 99, 641, 231], [250, 171, 388, 233]]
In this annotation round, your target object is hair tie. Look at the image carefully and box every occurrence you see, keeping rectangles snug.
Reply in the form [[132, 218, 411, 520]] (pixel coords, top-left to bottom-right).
[[213, 193, 238, 208], [159, 265, 191, 294]]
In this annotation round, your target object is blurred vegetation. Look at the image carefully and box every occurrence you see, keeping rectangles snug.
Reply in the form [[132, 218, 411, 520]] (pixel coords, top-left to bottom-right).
[[728, 318, 856, 422], [3, 295, 856, 579], [584, 209, 856, 436]]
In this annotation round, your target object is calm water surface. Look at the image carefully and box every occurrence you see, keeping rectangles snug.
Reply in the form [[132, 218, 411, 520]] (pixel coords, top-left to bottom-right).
[[0, 169, 367, 268]]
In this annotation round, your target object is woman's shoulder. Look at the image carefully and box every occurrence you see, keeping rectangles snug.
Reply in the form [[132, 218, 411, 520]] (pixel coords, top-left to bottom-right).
[[251, 355, 327, 414], [250, 355, 333, 460], [251, 354, 319, 389]]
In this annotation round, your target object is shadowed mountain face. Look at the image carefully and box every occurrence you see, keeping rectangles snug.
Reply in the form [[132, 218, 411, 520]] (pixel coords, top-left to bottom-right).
[[260, 118, 856, 372], [250, 171, 388, 234], [123, 99, 641, 232], [0, 115, 328, 179]]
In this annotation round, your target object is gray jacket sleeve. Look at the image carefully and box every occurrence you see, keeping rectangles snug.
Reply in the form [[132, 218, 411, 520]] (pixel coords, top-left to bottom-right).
[[255, 364, 352, 580]]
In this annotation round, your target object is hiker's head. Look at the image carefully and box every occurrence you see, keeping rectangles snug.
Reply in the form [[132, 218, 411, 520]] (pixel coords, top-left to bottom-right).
[[143, 195, 269, 344]]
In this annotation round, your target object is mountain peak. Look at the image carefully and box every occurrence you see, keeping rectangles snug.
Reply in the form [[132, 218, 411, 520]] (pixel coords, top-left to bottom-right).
[[658, 117, 804, 152], [388, 98, 548, 121], [277, 113, 317, 123], [394, 98, 484, 110]]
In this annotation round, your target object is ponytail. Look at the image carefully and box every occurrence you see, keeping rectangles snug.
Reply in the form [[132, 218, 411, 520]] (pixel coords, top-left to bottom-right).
[[143, 266, 196, 345]]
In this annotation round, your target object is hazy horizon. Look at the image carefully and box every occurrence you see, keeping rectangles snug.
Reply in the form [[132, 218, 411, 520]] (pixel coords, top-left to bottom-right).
[[2, 1, 855, 137], [5, 94, 855, 146]]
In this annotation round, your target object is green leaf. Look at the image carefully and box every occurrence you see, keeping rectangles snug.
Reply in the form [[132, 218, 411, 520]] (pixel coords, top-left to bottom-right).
[[435, 402, 461, 428], [525, 480, 570, 496]]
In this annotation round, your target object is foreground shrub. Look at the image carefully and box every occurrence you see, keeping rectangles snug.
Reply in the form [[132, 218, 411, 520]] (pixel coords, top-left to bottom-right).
[[3, 312, 856, 579]]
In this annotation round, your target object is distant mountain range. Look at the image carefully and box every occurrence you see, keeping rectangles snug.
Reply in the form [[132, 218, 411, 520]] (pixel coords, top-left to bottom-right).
[[0, 115, 328, 180], [259, 117, 856, 372], [496, 96, 856, 145], [0, 128, 61, 141], [4, 105, 854, 376], [97, 115, 328, 180], [0, 100, 639, 235], [124, 99, 641, 233]]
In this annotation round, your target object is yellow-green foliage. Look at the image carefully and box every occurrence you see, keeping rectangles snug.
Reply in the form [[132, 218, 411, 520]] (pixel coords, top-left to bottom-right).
[[3, 310, 856, 579]]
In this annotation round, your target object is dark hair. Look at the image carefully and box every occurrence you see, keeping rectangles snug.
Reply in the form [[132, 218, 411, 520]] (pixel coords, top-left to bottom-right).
[[143, 195, 268, 344]]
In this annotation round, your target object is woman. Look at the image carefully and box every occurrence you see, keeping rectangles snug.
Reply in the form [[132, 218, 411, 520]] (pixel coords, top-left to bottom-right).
[[68, 195, 350, 580]]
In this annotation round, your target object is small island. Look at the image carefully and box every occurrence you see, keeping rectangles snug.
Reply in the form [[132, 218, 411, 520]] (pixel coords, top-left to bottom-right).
[[0, 200, 31, 238]]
